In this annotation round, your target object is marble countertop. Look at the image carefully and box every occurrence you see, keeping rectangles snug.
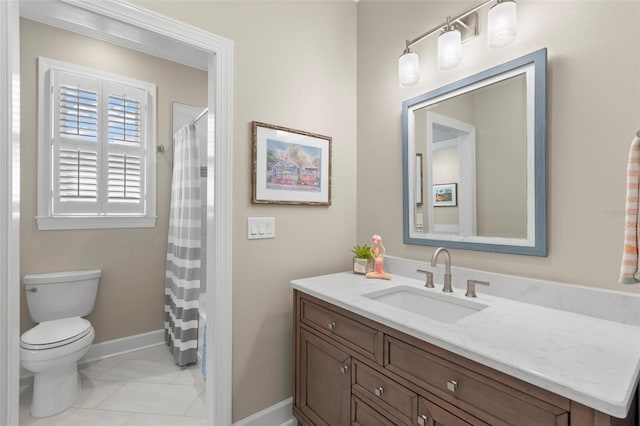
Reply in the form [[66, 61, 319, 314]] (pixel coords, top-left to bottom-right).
[[291, 272, 640, 418]]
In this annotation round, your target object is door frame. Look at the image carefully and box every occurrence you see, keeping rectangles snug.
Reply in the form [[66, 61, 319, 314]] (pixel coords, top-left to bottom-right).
[[0, 1, 234, 425], [425, 111, 477, 237]]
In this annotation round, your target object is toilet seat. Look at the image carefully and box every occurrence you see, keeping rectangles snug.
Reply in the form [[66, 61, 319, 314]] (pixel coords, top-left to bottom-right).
[[21, 317, 92, 350]]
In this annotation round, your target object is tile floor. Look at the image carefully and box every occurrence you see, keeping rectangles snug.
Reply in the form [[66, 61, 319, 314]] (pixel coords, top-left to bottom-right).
[[19, 345, 206, 426]]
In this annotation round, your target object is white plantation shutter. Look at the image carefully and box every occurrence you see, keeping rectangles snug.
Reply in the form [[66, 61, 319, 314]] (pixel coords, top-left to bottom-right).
[[104, 82, 146, 214], [38, 58, 157, 229], [52, 70, 101, 214]]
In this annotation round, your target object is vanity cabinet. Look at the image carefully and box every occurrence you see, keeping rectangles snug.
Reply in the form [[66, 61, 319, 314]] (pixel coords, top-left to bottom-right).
[[297, 327, 351, 425], [293, 290, 637, 426]]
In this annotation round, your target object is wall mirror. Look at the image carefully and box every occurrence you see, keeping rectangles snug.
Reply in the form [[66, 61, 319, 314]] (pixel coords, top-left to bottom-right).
[[402, 48, 547, 256]]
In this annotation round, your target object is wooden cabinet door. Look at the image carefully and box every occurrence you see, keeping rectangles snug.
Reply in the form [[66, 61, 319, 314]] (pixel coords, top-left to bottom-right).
[[418, 397, 477, 426], [298, 328, 351, 425]]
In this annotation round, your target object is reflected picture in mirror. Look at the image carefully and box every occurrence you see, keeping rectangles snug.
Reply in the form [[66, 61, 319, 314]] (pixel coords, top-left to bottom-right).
[[402, 48, 547, 256], [433, 183, 457, 207]]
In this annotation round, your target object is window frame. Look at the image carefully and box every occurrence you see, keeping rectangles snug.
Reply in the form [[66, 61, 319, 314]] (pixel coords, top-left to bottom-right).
[[37, 57, 157, 230]]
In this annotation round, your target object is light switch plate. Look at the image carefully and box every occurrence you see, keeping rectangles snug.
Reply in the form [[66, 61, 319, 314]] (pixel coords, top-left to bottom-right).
[[248, 217, 275, 239]]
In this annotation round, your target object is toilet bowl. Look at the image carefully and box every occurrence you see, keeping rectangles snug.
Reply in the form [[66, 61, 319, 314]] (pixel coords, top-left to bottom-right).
[[20, 270, 100, 417], [20, 317, 95, 417]]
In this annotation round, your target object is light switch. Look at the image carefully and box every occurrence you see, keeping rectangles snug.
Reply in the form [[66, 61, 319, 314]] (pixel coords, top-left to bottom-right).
[[247, 217, 275, 239]]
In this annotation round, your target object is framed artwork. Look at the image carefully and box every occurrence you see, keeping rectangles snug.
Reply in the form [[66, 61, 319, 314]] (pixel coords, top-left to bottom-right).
[[252, 121, 332, 205], [415, 153, 423, 206], [433, 183, 457, 207]]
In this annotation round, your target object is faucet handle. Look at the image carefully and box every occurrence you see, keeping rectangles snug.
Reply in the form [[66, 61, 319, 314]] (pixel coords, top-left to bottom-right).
[[465, 279, 490, 298], [417, 269, 435, 288]]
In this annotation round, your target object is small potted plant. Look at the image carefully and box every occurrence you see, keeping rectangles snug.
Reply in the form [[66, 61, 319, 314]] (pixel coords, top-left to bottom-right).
[[352, 244, 374, 275]]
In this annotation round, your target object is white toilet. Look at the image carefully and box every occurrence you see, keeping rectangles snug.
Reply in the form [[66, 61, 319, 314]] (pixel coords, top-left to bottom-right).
[[20, 269, 101, 417]]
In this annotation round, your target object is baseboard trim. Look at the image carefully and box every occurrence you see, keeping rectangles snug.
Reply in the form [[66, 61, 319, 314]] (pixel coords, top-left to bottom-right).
[[233, 397, 293, 426], [81, 329, 165, 364], [20, 328, 165, 379]]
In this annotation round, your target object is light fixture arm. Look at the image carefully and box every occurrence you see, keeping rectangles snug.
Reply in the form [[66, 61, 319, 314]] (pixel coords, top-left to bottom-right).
[[403, 0, 494, 52]]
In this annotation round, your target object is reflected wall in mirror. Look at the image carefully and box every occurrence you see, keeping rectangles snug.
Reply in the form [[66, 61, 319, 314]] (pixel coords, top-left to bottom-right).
[[402, 48, 547, 256]]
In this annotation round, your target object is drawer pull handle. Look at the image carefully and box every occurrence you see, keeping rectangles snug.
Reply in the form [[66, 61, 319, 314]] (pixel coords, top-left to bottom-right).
[[374, 386, 384, 397], [339, 365, 349, 374], [328, 322, 336, 331], [446, 380, 458, 392], [418, 414, 428, 426]]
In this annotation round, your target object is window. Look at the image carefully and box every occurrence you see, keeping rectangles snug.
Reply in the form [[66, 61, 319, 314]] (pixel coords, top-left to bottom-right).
[[37, 57, 157, 229]]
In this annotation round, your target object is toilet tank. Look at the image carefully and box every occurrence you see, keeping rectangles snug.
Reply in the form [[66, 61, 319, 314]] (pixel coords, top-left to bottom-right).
[[23, 269, 101, 323]]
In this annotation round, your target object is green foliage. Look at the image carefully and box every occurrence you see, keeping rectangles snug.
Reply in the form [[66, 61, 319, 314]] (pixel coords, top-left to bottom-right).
[[352, 244, 372, 259]]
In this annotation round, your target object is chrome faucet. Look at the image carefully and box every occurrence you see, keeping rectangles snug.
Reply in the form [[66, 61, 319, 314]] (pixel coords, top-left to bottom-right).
[[430, 247, 453, 293]]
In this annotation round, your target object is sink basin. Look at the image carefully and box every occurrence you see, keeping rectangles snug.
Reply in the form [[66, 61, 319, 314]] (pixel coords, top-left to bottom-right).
[[364, 285, 488, 323]]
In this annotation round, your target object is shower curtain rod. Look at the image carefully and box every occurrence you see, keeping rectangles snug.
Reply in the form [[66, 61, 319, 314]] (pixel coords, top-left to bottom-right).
[[191, 108, 208, 125]]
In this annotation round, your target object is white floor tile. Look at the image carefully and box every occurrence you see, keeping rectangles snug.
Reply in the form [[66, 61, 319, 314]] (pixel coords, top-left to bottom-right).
[[171, 366, 205, 387], [20, 346, 205, 425], [47, 408, 131, 426], [184, 389, 206, 418], [96, 382, 200, 415], [73, 377, 125, 409], [95, 357, 182, 383], [20, 401, 132, 426], [123, 413, 206, 426], [19, 407, 80, 426], [78, 357, 123, 379]]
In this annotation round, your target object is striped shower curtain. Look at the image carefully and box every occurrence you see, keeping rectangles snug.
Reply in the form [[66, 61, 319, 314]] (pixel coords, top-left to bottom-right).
[[165, 124, 201, 366]]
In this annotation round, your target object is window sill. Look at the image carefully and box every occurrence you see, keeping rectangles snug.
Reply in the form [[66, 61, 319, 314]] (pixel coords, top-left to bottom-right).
[[36, 215, 157, 230]]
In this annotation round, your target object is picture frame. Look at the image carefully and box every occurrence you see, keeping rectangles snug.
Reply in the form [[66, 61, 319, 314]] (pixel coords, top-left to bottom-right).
[[433, 183, 457, 207], [252, 121, 332, 205], [415, 153, 423, 206]]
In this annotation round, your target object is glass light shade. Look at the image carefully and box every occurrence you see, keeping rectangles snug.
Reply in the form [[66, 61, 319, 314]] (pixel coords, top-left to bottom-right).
[[437, 29, 462, 70], [398, 52, 420, 87], [487, 1, 517, 49]]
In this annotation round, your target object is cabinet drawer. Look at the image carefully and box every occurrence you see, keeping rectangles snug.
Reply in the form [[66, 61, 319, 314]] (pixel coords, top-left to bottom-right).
[[352, 395, 399, 426], [385, 336, 568, 426], [419, 394, 492, 426], [353, 360, 416, 425], [301, 297, 379, 361]]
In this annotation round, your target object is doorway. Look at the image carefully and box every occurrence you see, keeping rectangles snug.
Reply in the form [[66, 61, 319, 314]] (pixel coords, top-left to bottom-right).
[[0, 1, 233, 425]]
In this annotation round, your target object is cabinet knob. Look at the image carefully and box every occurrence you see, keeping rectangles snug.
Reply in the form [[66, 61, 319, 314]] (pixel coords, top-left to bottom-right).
[[446, 379, 458, 392], [418, 414, 428, 426], [328, 322, 336, 331], [374, 386, 384, 397], [339, 365, 349, 374]]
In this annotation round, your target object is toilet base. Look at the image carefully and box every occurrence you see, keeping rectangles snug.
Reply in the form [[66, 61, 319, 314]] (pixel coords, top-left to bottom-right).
[[30, 364, 79, 417]]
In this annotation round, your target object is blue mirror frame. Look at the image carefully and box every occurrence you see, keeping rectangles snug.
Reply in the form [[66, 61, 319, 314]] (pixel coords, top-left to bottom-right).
[[402, 48, 547, 256]]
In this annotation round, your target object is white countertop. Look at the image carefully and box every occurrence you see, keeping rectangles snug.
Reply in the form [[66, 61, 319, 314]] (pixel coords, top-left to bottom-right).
[[291, 272, 640, 418]]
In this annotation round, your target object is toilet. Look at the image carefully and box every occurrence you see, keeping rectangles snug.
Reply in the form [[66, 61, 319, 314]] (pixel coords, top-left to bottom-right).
[[20, 269, 100, 417]]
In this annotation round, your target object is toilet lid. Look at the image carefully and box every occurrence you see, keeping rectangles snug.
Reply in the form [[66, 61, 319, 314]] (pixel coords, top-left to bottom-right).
[[20, 317, 92, 350]]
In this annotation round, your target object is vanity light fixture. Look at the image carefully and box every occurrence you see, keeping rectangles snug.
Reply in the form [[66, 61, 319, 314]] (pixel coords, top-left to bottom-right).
[[487, 0, 517, 49], [398, 48, 420, 88], [437, 18, 462, 70], [398, 0, 517, 87]]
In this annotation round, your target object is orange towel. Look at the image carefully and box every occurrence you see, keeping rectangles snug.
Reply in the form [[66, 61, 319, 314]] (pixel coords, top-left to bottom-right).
[[620, 132, 640, 284]]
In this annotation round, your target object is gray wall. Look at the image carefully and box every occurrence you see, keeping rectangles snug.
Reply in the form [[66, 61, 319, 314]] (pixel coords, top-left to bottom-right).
[[134, 1, 358, 421], [357, 0, 640, 293]]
